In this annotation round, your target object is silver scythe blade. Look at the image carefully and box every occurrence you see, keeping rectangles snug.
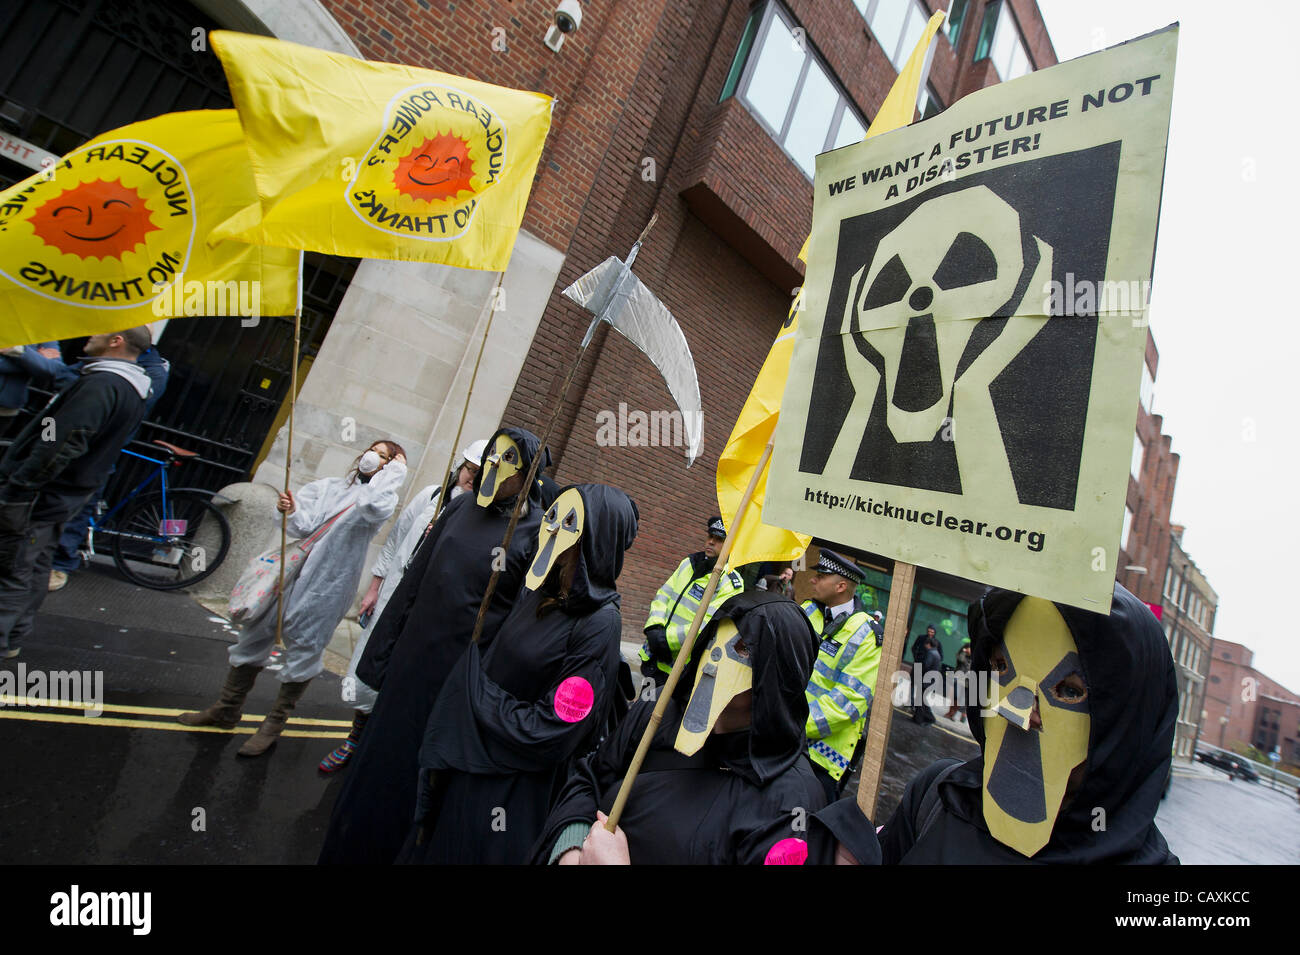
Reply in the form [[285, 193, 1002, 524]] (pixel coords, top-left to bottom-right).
[[562, 255, 704, 465]]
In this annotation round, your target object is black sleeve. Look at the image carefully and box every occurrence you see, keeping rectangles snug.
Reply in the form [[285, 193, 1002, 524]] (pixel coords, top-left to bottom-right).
[[877, 759, 955, 864], [1, 379, 115, 499], [356, 495, 460, 689], [526, 696, 658, 864]]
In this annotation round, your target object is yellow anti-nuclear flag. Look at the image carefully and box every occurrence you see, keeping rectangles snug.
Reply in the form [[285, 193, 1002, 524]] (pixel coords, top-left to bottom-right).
[[208, 31, 553, 272], [718, 9, 946, 567], [0, 110, 299, 348]]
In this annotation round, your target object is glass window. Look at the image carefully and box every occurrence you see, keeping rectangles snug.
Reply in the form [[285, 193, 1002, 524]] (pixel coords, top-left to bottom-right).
[[947, 0, 969, 47], [729, 3, 870, 181], [833, 108, 867, 148], [745, 12, 805, 134], [857, 0, 931, 71], [786, 60, 840, 177], [1139, 362, 1155, 412], [1131, 432, 1144, 480], [918, 83, 944, 120], [1121, 506, 1133, 550], [974, 0, 1033, 81]]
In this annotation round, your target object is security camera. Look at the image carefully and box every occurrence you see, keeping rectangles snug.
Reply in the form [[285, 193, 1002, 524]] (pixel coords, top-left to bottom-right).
[[555, 0, 583, 34]]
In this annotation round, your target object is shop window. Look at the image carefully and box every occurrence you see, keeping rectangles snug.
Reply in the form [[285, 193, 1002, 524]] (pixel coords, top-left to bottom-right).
[[722, 2, 870, 180]]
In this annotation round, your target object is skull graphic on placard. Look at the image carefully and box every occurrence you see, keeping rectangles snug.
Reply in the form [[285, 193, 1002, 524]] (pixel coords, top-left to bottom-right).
[[823, 186, 1054, 500], [848, 186, 1047, 440]]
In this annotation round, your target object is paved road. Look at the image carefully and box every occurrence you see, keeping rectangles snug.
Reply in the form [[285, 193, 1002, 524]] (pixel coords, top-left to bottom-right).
[[1, 566, 354, 864], [8, 565, 1295, 865], [1157, 764, 1300, 865]]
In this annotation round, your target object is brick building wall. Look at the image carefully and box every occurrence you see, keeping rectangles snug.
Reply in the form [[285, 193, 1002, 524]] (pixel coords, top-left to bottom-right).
[[319, 0, 1060, 636], [1203, 640, 1300, 762], [1118, 331, 1179, 608]]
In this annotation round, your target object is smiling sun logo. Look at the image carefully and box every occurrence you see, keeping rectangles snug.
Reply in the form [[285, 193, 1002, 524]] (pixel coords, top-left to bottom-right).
[[0, 136, 195, 310], [395, 133, 476, 202], [29, 178, 160, 260], [349, 83, 508, 243]]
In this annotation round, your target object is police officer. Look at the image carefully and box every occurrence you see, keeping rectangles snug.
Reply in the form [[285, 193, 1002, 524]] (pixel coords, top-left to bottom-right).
[[801, 549, 881, 802], [638, 515, 744, 685]]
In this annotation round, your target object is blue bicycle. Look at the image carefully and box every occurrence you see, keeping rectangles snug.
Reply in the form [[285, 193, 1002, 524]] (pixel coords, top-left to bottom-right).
[[88, 440, 231, 590]]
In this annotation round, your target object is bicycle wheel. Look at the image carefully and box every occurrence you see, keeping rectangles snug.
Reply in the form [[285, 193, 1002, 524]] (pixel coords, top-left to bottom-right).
[[111, 489, 231, 590]]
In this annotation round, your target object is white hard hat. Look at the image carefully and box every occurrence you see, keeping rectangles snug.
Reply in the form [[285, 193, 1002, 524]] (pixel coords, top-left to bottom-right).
[[462, 438, 489, 468]]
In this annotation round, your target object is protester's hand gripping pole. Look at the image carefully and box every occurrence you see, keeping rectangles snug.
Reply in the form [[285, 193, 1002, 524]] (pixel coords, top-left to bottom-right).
[[605, 440, 773, 832], [274, 252, 305, 649], [856, 559, 917, 818], [468, 216, 660, 647]]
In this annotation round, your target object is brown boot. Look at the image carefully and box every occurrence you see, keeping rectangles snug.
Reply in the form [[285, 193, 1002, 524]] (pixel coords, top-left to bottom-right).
[[178, 664, 261, 728], [238, 680, 310, 757]]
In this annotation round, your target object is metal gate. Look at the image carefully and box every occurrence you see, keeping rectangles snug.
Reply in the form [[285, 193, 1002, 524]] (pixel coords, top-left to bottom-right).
[[0, 0, 358, 499]]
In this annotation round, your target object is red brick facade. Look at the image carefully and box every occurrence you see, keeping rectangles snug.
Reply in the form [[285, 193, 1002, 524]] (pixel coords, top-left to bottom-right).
[[322, 0, 1059, 635], [1118, 331, 1179, 608], [1203, 640, 1300, 768]]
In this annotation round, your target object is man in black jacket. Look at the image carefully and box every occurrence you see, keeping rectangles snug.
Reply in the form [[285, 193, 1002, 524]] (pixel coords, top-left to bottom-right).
[[0, 328, 151, 658]]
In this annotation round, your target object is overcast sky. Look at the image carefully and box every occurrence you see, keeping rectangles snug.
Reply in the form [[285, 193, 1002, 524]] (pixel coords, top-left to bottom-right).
[[1035, 1, 1300, 692]]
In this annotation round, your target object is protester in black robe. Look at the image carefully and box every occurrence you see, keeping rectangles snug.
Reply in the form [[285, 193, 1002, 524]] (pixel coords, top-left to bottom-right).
[[318, 426, 550, 865], [395, 483, 639, 864], [879, 582, 1180, 864], [529, 590, 828, 865]]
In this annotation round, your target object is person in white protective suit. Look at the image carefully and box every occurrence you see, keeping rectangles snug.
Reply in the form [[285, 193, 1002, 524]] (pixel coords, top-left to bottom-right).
[[179, 440, 408, 757], [318, 438, 487, 773]]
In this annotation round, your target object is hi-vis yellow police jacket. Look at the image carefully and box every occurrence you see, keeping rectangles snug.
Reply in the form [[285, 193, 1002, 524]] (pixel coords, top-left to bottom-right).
[[639, 553, 744, 677], [802, 597, 881, 781]]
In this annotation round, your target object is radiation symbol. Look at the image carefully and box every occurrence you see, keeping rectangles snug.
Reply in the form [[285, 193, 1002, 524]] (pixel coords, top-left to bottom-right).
[[0, 138, 195, 310], [348, 83, 508, 243], [824, 185, 1054, 503]]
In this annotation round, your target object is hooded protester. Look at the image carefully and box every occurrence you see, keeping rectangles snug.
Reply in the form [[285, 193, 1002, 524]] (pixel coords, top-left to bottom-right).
[[529, 590, 828, 865], [318, 426, 551, 864], [878, 582, 1179, 864], [318, 438, 488, 773], [1, 329, 151, 660], [396, 484, 639, 864], [179, 440, 407, 756]]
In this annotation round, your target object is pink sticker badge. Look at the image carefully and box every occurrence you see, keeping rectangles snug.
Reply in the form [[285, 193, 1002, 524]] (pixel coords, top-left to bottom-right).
[[554, 676, 595, 723], [764, 838, 808, 865]]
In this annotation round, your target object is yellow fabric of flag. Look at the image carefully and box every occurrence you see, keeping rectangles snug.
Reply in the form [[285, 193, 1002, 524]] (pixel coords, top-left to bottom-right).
[[208, 31, 553, 272], [717, 10, 946, 567], [0, 110, 298, 348]]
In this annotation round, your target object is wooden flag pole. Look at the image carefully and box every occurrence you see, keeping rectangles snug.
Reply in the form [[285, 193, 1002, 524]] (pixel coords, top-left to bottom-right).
[[605, 440, 773, 832], [432, 270, 506, 522], [274, 252, 305, 649], [856, 558, 917, 819]]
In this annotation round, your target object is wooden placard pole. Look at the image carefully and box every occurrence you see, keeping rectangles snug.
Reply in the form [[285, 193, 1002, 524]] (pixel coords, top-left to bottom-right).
[[274, 253, 306, 649], [856, 558, 917, 820], [605, 440, 774, 831]]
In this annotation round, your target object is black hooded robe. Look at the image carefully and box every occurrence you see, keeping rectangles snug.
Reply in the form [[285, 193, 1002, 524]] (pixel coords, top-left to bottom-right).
[[318, 426, 549, 865], [879, 582, 1180, 865], [396, 484, 640, 864], [528, 592, 829, 865]]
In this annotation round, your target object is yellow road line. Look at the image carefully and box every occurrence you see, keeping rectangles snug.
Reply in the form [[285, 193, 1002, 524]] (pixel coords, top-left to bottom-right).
[[0, 709, 346, 738], [0, 695, 352, 726]]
